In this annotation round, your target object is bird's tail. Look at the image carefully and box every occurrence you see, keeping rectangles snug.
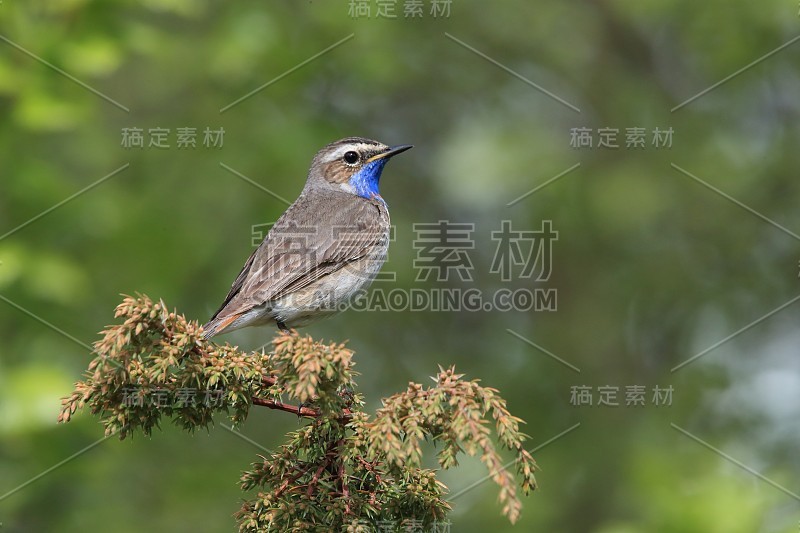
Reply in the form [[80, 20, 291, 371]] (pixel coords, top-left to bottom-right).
[[200, 323, 216, 340], [201, 313, 240, 340]]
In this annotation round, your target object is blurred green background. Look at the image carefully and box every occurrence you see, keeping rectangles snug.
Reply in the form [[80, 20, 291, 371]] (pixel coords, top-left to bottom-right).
[[1, 0, 799, 531]]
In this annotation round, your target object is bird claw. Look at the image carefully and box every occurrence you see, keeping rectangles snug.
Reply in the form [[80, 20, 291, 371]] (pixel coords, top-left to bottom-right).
[[296, 401, 309, 419]]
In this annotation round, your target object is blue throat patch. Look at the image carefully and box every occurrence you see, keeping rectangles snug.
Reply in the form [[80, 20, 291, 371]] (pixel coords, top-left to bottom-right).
[[348, 159, 389, 201]]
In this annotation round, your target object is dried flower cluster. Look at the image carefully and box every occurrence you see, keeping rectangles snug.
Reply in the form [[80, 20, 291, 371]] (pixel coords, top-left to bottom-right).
[[59, 295, 538, 531]]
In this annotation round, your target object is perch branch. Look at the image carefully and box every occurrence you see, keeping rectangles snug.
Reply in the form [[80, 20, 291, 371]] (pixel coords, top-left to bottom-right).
[[251, 396, 320, 418], [256, 374, 353, 420]]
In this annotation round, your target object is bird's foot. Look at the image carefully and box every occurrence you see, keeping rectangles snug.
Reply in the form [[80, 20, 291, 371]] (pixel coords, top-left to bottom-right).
[[296, 401, 311, 419]]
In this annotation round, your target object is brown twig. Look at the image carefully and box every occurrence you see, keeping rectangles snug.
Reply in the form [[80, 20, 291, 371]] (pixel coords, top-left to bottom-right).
[[355, 455, 383, 486], [338, 462, 351, 515], [306, 440, 337, 496], [333, 439, 351, 515], [306, 459, 331, 497], [355, 454, 383, 507], [252, 396, 319, 418], [274, 463, 313, 498], [256, 373, 354, 420]]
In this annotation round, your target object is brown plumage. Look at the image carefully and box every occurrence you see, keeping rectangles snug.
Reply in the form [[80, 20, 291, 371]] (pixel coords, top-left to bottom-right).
[[202, 137, 411, 338]]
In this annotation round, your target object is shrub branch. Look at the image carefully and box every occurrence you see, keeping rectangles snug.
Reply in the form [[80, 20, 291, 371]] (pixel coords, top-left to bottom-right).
[[59, 294, 538, 530]]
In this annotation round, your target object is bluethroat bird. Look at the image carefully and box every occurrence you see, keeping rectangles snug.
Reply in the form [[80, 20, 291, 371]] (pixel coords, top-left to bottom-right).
[[202, 137, 412, 338]]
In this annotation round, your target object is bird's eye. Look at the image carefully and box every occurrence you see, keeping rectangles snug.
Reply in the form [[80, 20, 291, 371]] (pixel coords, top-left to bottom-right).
[[343, 151, 359, 165]]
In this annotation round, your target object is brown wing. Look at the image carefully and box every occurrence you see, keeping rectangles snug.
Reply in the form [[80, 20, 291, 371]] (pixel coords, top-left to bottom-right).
[[206, 189, 386, 329], [207, 246, 258, 319]]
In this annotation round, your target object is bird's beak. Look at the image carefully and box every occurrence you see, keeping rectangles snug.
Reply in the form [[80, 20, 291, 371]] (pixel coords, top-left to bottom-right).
[[366, 144, 413, 163]]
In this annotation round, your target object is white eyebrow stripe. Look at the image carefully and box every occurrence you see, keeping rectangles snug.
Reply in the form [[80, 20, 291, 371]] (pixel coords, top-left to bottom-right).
[[323, 143, 384, 163]]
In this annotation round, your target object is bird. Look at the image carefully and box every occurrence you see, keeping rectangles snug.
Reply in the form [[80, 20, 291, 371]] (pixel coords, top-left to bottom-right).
[[202, 137, 412, 339]]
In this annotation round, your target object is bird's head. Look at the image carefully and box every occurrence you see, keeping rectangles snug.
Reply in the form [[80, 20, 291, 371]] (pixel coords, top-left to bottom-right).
[[307, 137, 412, 201]]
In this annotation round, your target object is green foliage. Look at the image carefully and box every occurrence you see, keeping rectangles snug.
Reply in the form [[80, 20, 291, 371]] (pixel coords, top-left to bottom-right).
[[58, 295, 272, 438], [364, 371, 537, 523], [59, 295, 538, 531]]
